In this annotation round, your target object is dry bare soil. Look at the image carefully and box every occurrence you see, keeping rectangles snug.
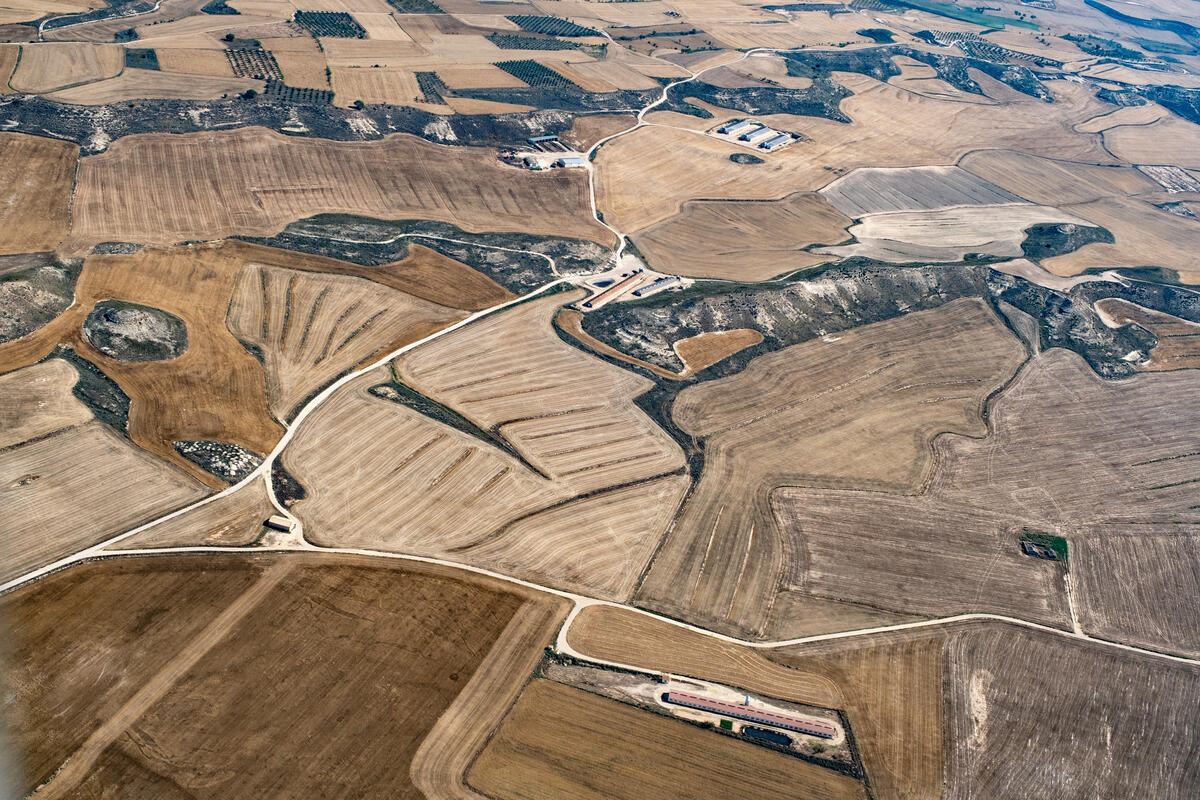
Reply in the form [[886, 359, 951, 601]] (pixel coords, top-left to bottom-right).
[[1095, 298, 1200, 371], [68, 127, 613, 251], [637, 299, 1026, 636], [2, 553, 540, 799], [469, 679, 867, 800]]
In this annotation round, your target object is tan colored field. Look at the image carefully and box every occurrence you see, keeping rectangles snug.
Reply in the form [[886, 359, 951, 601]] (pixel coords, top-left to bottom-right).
[[1095, 298, 1200, 370], [42, 0, 210, 42], [354, 11, 412, 40], [560, 112, 636, 150], [633, 192, 850, 280], [225, 239, 514, 311], [0, 42, 18, 85], [287, 293, 685, 597], [1101, 113, 1200, 169], [600, 78, 1115, 234], [945, 623, 1200, 799], [674, 328, 763, 374], [959, 150, 1159, 205], [270, 44, 330, 89], [9, 42, 122, 93], [331, 66, 423, 107], [554, 60, 662, 91], [227, 263, 464, 420], [0, 0, 95, 25], [470, 679, 867, 800], [69, 127, 614, 250], [774, 348, 1200, 625], [1074, 102, 1167, 133], [819, 164, 1023, 217], [411, 593, 571, 800], [821, 203, 1086, 263], [1072, 529, 1200, 658], [46, 68, 262, 104], [0, 133, 77, 255], [464, 475, 688, 601], [118, 480, 274, 548], [1043, 196, 1200, 281], [0, 359, 91, 449], [436, 64, 527, 90], [0, 421, 206, 584], [0, 244, 284, 488], [638, 299, 1026, 636], [444, 96, 536, 114], [6, 553, 533, 799], [889, 54, 992, 104], [153, 47, 238, 77], [567, 605, 946, 800], [1082, 62, 1200, 88]]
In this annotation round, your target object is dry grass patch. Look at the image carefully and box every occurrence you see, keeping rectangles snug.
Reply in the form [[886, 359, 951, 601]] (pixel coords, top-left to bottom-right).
[[1095, 298, 1200, 370], [633, 192, 851, 281], [270, 45, 331, 89], [69, 127, 612, 250], [0, 422, 206, 584], [945, 623, 1200, 799], [0, 133, 77, 255], [560, 112, 635, 150], [330, 66, 422, 107], [674, 328, 763, 374], [0, 0, 95, 25], [6, 553, 532, 799], [227, 262, 464, 420], [117, 480, 275, 548], [1043, 196, 1200, 281], [0, 243, 283, 488], [638, 299, 1025, 636], [154, 47, 237, 76], [9, 42, 122, 93], [436, 64, 527, 90], [959, 150, 1158, 206], [470, 680, 867, 800]]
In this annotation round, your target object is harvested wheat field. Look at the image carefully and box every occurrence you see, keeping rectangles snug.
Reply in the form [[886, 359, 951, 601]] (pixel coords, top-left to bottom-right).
[[600, 79, 1114, 234], [1100, 113, 1200, 169], [1071, 528, 1200, 658], [225, 239, 514, 311], [0, 243, 283, 487], [945, 623, 1200, 799], [116, 480, 275, 549], [288, 293, 685, 596], [227, 262, 464, 420], [1042, 196, 1200, 281], [8, 42, 123, 93], [470, 679, 867, 800], [45, 69, 261, 104], [4, 552, 537, 799], [68, 127, 614, 251], [0, 134, 77, 255], [0, 0, 94, 25], [637, 299, 1025, 636], [1095, 298, 1200, 370], [0, 359, 92, 449], [820, 203, 1087, 263], [632, 192, 851, 280], [397, 292, 684, 495], [154, 47, 236, 77], [0, 357, 207, 583], [774, 348, 1200, 624], [819, 165, 1022, 217], [674, 328, 763, 375], [959, 150, 1159, 206]]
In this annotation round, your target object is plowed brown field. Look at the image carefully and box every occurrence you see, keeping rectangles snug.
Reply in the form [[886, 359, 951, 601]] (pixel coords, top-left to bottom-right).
[[0, 133, 77, 255]]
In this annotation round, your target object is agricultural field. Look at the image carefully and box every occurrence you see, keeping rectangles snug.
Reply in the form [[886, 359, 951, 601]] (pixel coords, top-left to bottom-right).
[[818, 165, 1023, 217], [8, 42, 123, 93], [68, 128, 612, 251], [1094, 298, 1200, 370], [637, 299, 1027, 635], [0, 134, 77, 255], [632, 192, 852, 281], [472, 679, 866, 800], [945, 624, 1200, 799], [774, 348, 1200, 624], [1, 553, 544, 798]]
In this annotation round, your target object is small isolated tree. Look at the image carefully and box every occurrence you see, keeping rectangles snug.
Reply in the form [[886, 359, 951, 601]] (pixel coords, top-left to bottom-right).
[[223, 32, 234, 42], [353, 99, 365, 110], [241, 89, 257, 100]]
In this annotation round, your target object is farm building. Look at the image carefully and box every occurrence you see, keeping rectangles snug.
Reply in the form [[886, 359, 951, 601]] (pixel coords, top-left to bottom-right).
[[264, 515, 295, 532], [662, 691, 837, 739], [631, 275, 682, 297], [718, 119, 758, 137], [555, 156, 588, 169], [582, 269, 644, 309], [760, 134, 794, 152], [740, 127, 777, 144]]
